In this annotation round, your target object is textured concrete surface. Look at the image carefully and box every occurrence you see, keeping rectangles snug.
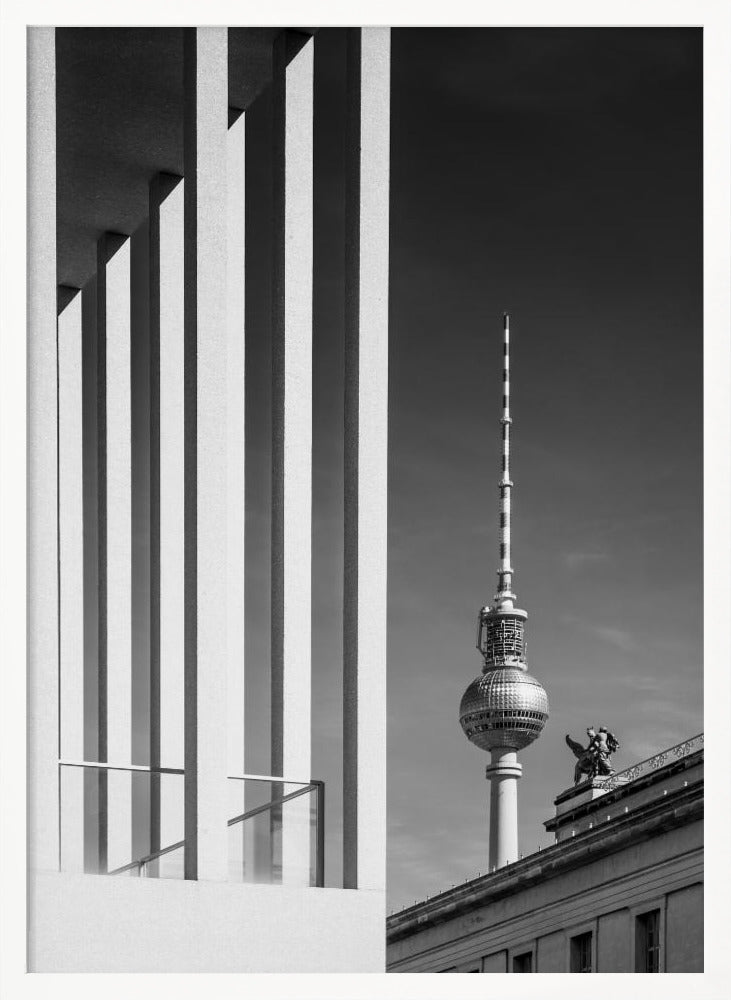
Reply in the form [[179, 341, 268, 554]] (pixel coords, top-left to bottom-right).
[[28, 25, 59, 874], [183, 26, 230, 884], [343, 25, 391, 894], [226, 113, 246, 779], [270, 32, 314, 882], [104, 238, 133, 872], [29, 872, 385, 972], [58, 294, 85, 872]]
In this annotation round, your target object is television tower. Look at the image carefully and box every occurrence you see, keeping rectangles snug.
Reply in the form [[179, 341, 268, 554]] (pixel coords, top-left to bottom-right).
[[459, 313, 549, 870]]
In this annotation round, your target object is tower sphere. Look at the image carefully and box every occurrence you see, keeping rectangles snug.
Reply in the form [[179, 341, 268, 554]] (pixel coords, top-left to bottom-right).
[[459, 667, 548, 752]]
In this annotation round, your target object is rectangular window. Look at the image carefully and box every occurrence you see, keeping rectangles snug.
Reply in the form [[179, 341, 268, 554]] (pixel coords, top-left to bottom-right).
[[635, 909, 661, 972], [570, 931, 592, 972], [513, 952, 533, 973]]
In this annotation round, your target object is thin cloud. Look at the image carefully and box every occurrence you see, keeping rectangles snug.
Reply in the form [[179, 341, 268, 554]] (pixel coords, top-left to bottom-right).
[[562, 550, 610, 572], [622, 706, 703, 763], [592, 625, 637, 653], [618, 674, 661, 694], [562, 613, 637, 653]]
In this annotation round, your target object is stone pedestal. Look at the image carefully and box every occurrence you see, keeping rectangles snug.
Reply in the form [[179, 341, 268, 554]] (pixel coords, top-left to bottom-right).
[[553, 775, 629, 818], [547, 775, 630, 842]]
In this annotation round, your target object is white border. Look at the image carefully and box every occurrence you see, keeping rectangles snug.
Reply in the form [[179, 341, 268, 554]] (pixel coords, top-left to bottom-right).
[[1, 2, 728, 999]]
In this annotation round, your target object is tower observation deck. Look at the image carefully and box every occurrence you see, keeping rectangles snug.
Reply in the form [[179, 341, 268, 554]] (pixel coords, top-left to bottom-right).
[[458, 314, 548, 870]]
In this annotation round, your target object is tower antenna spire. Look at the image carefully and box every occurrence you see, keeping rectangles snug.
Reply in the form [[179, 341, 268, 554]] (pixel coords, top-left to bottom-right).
[[495, 312, 515, 611]]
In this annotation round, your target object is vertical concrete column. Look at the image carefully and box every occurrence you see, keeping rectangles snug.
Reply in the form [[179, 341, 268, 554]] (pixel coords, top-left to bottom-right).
[[226, 112, 246, 781], [343, 27, 391, 894], [129, 226, 151, 866], [96, 241, 108, 870], [486, 749, 522, 869], [150, 175, 186, 864], [271, 32, 314, 883], [103, 236, 133, 872], [183, 27, 229, 882], [28, 25, 59, 874], [58, 291, 85, 872], [81, 281, 100, 871]]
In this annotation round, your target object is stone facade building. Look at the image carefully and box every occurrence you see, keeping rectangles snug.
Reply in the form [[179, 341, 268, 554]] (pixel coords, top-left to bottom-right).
[[387, 734, 703, 973]]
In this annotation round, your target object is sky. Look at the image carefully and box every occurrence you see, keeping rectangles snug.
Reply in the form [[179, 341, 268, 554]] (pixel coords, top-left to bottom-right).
[[68, 27, 702, 906], [383, 28, 702, 911]]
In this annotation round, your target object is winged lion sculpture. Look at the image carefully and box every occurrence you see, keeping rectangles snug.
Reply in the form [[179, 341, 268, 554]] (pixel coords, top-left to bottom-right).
[[566, 727, 620, 785]]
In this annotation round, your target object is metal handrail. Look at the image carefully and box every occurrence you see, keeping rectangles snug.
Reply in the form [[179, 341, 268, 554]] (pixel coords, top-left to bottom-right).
[[106, 778, 325, 886], [594, 732, 703, 789], [58, 759, 185, 775], [60, 762, 311, 782], [227, 782, 316, 827], [228, 772, 313, 785], [109, 837, 186, 876]]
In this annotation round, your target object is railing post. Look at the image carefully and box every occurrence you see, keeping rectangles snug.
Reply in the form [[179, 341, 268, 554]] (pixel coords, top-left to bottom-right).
[[315, 781, 325, 888]]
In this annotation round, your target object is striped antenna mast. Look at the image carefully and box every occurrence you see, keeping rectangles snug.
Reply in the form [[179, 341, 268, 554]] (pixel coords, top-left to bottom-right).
[[495, 312, 516, 611]]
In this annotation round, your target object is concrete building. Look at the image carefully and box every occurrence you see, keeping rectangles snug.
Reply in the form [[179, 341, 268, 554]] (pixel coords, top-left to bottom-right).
[[28, 26, 390, 972], [387, 733, 703, 972]]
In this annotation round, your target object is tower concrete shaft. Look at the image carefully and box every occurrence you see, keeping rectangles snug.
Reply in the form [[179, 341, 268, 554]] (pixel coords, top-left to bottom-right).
[[486, 749, 522, 868]]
